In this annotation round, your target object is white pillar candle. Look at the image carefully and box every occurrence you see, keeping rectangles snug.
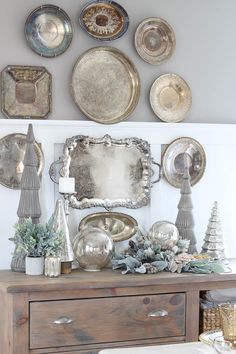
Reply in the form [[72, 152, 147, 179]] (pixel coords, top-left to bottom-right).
[[59, 177, 75, 194]]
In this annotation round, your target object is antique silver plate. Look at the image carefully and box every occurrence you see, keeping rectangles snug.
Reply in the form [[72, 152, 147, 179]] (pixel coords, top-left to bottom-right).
[[199, 330, 222, 346], [150, 73, 192, 123], [71, 47, 140, 124], [25, 4, 73, 57], [79, 0, 129, 41], [0, 133, 44, 189], [79, 212, 138, 242], [162, 137, 206, 188], [135, 17, 176, 65], [50, 134, 160, 209], [1, 65, 51, 119]]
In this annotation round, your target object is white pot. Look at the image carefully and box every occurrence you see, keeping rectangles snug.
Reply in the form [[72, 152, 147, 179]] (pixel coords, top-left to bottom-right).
[[25, 256, 44, 275]]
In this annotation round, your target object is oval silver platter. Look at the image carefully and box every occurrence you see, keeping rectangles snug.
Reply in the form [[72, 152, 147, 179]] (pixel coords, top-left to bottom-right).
[[0, 133, 44, 189], [162, 137, 206, 188], [150, 73, 192, 123], [135, 17, 176, 65], [25, 4, 73, 58], [71, 46, 140, 124], [79, 0, 129, 41], [79, 212, 138, 242]]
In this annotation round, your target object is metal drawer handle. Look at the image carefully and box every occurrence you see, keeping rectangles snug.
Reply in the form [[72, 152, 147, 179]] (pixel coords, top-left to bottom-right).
[[53, 316, 73, 324], [148, 310, 168, 317]]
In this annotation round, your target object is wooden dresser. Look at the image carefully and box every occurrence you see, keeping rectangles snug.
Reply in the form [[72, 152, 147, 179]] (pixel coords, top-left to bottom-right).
[[1, 261, 236, 354]]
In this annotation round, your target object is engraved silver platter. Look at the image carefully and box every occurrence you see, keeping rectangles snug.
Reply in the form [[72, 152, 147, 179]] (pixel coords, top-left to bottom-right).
[[1, 65, 52, 119], [50, 134, 161, 209], [0, 133, 44, 189], [150, 73, 192, 123], [79, 212, 138, 242], [135, 17, 176, 65], [25, 4, 73, 58], [71, 47, 140, 124], [162, 137, 206, 188], [79, 0, 129, 41]]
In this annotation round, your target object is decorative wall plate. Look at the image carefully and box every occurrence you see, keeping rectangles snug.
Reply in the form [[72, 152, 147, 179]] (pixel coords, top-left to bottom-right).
[[79, 212, 138, 242], [25, 5, 73, 57], [1, 65, 51, 119], [162, 137, 206, 188], [150, 73, 192, 123], [79, 0, 129, 41], [135, 17, 176, 65], [0, 133, 44, 189], [71, 47, 140, 124]]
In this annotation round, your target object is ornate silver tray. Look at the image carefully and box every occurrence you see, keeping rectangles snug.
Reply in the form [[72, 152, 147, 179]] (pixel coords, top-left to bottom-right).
[[50, 134, 161, 210], [71, 47, 140, 124], [79, 212, 138, 242], [135, 17, 176, 65], [199, 330, 222, 346], [150, 73, 192, 123], [79, 0, 129, 41], [25, 4, 73, 58], [1, 65, 51, 119], [162, 137, 206, 188], [0, 133, 44, 189]]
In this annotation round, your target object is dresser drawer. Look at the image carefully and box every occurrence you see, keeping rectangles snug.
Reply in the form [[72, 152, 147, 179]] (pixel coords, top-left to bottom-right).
[[30, 293, 185, 349]]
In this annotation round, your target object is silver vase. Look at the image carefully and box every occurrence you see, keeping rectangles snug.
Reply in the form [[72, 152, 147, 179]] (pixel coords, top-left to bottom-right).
[[45, 256, 61, 277]]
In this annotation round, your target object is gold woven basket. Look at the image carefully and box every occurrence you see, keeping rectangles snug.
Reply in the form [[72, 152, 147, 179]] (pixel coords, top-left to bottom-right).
[[200, 306, 221, 332]]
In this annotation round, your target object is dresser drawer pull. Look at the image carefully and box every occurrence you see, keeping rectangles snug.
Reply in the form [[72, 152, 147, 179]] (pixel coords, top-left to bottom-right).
[[53, 316, 73, 324], [148, 309, 168, 317]]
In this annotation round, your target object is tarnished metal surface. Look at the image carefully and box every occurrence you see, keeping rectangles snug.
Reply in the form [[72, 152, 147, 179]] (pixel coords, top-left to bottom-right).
[[0, 133, 44, 189], [79, 212, 138, 242], [150, 73, 192, 123], [25, 4, 73, 57], [71, 47, 140, 124], [1, 65, 51, 119], [79, 0, 129, 41], [162, 137, 206, 188], [135, 17, 176, 65]]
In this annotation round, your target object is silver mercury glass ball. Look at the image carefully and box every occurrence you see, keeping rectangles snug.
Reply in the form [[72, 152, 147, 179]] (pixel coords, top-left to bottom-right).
[[149, 221, 179, 250], [73, 226, 114, 271]]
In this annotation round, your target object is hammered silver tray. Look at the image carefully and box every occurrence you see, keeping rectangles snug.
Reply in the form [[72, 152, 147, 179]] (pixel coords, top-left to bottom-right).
[[162, 137, 206, 188], [71, 47, 140, 124], [0, 133, 44, 189], [50, 134, 161, 210]]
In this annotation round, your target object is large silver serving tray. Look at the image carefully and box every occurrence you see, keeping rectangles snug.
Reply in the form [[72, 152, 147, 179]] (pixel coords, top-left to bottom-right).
[[25, 5, 73, 58], [1, 65, 51, 119], [71, 47, 140, 124], [135, 17, 176, 65], [162, 137, 206, 188], [79, 0, 129, 41], [50, 134, 160, 210], [79, 212, 138, 242], [0, 133, 44, 189]]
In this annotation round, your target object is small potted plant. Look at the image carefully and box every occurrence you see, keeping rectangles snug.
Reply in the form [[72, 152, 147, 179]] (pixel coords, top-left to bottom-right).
[[10, 218, 62, 276]]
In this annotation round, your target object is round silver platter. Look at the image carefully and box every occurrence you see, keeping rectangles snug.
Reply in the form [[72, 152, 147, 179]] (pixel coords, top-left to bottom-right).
[[79, 212, 138, 242], [25, 4, 73, 58], [135, 17, 176, 65], [71, 46, 140, 124], [150, 73, 192, 123], [162, 137, 206, 188]]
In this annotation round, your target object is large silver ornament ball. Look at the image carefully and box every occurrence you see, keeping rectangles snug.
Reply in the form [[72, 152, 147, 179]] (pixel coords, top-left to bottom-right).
[[73, 226, 114, 271], [149, 221, 179, 250]]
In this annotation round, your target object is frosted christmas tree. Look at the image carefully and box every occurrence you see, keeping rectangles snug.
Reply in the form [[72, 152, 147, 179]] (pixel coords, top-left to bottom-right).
[[201, 201, 225, 260]]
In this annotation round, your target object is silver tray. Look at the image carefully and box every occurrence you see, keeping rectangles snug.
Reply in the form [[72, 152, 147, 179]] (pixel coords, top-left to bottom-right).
[[150, 73, 192, 123], [1, 65, 51, 119], [199, 330, 222, 346], [79, 0, 129, 41], [0, 133, 44, 189], [135, 17, 176, 65], [25, 4, 73, 58], [71, 46, 140, 124], [162, 137, 206, 188], [50, 134, 161, 210], [79, 212, 138, 242]]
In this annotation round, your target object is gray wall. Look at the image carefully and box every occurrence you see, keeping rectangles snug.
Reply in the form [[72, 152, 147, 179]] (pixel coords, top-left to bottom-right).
[[0, 0, 235, 123]]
